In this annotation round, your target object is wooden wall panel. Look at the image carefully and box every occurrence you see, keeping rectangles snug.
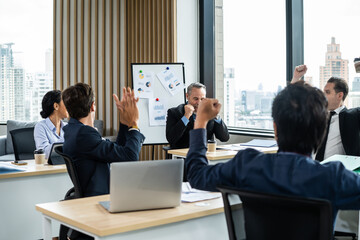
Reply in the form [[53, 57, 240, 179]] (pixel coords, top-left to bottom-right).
[[125, 0, 177, 160], [54, 0, 177, 160]]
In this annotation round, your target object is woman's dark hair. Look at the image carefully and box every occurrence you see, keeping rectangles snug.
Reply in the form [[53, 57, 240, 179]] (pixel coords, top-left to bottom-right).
[[272, 82, 328, 155], [40, 90, 62, 118], [62, 83, 94, 120]]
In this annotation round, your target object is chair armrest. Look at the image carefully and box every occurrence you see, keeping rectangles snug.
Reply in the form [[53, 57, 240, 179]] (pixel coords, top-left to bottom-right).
[[0, 135, 6, 156]]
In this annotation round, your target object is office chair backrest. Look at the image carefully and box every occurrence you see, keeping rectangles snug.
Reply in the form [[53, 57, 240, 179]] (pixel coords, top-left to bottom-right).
[[10, 127, 36, 161], [54, 146, 83, 198], [218, 186, 333, 240]]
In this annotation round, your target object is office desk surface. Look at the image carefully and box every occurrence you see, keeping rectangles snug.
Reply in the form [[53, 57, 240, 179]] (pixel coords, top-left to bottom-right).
[[168, 148, 238, 161], [0, 160, 67, 179], [0, 160, 71, 240], [36, 195, 225, 237], [168, 144, 278, 161]]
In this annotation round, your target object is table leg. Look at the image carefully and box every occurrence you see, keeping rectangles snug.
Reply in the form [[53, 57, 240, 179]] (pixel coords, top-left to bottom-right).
[[42, 215, 53, 240]]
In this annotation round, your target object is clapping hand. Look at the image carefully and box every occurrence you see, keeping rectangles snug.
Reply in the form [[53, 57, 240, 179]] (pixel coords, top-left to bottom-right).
[[113, 87, 139, 127]]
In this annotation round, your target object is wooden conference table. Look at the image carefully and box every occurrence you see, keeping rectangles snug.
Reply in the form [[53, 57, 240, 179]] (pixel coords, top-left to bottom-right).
[[168, 144, 278, 163], [36, 194, 242, 240], [0, 160, 72, 239]]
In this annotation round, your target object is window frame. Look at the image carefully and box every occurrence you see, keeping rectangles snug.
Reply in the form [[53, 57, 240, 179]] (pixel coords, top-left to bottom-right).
[[199, 0, 304, 136]]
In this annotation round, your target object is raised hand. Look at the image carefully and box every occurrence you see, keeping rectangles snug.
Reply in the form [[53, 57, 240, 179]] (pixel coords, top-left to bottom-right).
[[113, 87, 139, 127], [184, 104, 195, 119], [291, 64, 307, 84], [194, 98, 221, 129]]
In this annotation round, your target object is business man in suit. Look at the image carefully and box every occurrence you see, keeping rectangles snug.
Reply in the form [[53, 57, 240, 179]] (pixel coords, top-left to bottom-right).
[[292, 65, 360, 234], [166, 82, 229, 149], [62, 83, 145, 197], [291, 65, 360, 161], [185, 83, 360, 231]]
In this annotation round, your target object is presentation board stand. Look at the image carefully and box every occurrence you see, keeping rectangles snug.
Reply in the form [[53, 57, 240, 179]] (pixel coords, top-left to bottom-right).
[[131, 63, 186, 147]]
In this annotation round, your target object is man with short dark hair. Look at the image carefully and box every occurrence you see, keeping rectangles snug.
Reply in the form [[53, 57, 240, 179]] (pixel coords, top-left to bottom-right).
[[166, 82, 229, 149], [292, 65, 360, 161], [62, 83, 145, 197], [185, 83, 360, 228]]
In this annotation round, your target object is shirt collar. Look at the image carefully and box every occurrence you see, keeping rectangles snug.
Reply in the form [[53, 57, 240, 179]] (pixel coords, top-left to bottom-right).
[[45, 117, 56, 132], [332, 105, 345, 115]]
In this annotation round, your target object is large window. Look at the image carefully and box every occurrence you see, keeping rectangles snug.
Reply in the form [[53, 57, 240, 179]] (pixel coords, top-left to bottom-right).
[[220, 0, 286, 131], [304, 0, 360, 107], [0, 0, 53, 122]]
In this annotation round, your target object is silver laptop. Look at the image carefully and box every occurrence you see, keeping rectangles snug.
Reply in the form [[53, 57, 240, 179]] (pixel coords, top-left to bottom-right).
[[99, 159, 184, 213]]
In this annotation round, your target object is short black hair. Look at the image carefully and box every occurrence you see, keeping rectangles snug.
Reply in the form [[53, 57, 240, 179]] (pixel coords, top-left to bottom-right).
[[272, 82, 328, 155], [327, 77, 348, 101], [62, 83, 95, 120], [40, 90, 62, 118]]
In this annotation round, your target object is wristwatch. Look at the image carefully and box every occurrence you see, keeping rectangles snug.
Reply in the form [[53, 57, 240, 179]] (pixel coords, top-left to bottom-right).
[[128, 126, 140, 132]]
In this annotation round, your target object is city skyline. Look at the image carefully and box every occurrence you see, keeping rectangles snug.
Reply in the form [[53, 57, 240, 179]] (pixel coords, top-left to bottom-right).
[[223, 38, 360, 129], [0, 43, 53, 122]]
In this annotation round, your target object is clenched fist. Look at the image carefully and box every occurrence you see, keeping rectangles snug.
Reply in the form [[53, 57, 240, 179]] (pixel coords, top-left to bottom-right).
[[194, 98, 221, 129], [184, 104, 195, 119]]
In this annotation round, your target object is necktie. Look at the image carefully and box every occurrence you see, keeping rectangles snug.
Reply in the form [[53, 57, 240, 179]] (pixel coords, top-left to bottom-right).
[[315, 111, 336, 161]]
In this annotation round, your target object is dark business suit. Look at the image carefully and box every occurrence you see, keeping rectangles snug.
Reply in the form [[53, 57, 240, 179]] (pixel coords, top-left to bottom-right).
[[338, 107, 360, 156], [63, 118, 145, 197], [185, 128, 360, 226], [166, 103, 229, 149]]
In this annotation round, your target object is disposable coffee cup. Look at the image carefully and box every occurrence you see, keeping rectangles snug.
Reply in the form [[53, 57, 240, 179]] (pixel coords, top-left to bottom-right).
[[34, 149, 45, 164], [207, 140, 217, 152]]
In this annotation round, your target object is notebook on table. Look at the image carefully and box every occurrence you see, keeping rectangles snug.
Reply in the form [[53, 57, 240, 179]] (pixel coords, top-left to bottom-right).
[[99, 159, 184, 213]]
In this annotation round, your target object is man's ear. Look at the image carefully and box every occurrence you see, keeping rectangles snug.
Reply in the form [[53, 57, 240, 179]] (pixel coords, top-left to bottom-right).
[[90, 102, 95, 112], [273, 122, 278, 141], [337, 92, 344, 101], [186, 93, 189, 101]]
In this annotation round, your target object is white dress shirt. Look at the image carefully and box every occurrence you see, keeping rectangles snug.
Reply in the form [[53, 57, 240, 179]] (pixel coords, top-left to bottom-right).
[[323, 105, 346, 160]]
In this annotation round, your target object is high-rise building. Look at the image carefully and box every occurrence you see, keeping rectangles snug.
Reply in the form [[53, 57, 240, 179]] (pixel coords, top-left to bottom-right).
[[348, 77, 360, 108], [24, 72, 53, 121], [352, 77, 360, 92], [13, 67, 25, 120], [224, 68, 235, 126], [0, 44, 27, 121], [319, 37, 349, 90]]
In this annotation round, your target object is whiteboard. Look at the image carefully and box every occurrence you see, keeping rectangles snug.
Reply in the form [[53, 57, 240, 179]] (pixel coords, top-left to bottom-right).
[[131, 63, 186, 144]]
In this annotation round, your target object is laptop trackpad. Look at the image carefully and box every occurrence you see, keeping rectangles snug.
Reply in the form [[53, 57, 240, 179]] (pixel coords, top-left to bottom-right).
[[99, 201, 110, 210]]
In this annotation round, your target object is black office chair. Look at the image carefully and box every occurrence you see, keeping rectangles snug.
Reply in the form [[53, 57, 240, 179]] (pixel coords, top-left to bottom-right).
[[162, 145, 172, 159], [10, 127, 36, 161], [54, 146, 83, 199], [54, 146, 93, 240], [218, 186, 333, 240]]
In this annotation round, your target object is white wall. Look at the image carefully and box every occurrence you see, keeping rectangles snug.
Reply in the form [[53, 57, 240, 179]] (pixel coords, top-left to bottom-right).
[[177, 0, 199, 87]]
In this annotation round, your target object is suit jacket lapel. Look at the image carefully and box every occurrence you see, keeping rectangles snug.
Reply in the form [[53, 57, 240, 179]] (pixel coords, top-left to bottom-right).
[[338, 107, 347, 153]]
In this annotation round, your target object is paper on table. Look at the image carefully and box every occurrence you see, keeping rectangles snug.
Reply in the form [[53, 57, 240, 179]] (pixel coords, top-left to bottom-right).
[[0, 162, 26, 174], [181, 182, 221, 202], [321, 154, 360, 171], [240, 139, 277, 148]]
